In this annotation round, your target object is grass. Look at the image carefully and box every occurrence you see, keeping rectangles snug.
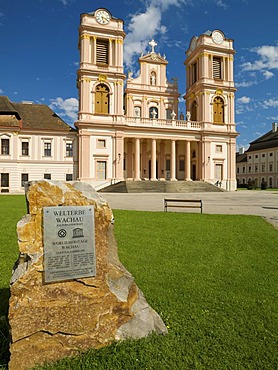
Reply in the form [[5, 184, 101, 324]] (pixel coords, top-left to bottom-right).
[[0, 196, 278, 369]]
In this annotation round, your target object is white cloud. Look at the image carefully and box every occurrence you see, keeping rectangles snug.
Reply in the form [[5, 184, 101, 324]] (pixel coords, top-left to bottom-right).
[[124, 0, 186, 69], [214, 0, 228, 9], [241, 45, 278, 72], [235, 80, 257, 88], [263, 98, 278, 108], [237, 96, 251, 104], [0, 88, 3, 94], [263, 70, 274, 80], [49, 97, 78, 122]]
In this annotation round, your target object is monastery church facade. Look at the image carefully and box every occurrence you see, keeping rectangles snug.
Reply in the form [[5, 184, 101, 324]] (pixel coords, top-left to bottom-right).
[[0, 8, 238, 193], [76, 8, 238, 191]]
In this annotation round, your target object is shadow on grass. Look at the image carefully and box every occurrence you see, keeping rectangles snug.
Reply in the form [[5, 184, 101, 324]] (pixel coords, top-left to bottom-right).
[[0, 288, 10, 369]]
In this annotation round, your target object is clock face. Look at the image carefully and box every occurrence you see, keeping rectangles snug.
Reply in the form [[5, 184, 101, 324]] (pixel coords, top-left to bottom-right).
[[95, 9, 111, 25], [212, 31, 224, 45]]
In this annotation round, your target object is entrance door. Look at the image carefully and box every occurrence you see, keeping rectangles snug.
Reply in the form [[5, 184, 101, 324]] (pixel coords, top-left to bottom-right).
[[215, 164, 223, 181], [192, 164, 196, 180], [148, 160, 158, 179]]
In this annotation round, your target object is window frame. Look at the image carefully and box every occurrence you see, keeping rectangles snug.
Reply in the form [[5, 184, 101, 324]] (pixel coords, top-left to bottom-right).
[[1, 138, 10, 155], [21, 173, 29, 187], [44, 142, 52, 157], [66, 142, 73, 157], [21, 141, 29, 156]]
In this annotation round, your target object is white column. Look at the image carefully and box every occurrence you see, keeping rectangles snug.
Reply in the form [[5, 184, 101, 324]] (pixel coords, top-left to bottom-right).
[[92, 37, 96, 64], [127, 141, 133, 179], [135, 138, 141, 180], [80, 35, 90, 64], [170, 140, 176, 181], [151, 139, 157, 181], [185, 140, 191, 181]]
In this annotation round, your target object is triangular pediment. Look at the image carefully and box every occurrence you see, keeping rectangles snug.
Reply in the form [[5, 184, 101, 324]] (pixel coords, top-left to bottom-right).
[[139, 52, 168, 65]]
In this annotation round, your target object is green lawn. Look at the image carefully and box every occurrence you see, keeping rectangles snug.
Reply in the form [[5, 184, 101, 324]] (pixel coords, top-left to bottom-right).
[[0, 196, 278, 369]]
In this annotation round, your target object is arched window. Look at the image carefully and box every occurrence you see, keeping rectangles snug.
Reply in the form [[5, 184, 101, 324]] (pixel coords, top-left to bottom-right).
[[95, 84, 109, 114], [191, 101, 197, 121], [150, 72, 156, 86], [134, 106, 141, 117], [166, 108, 172, 120], [149, 107, 158, 119], [213, 96, 224, 123]]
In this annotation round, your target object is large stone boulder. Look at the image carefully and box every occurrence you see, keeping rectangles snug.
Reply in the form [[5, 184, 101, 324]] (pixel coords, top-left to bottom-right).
[[9, 180, 167, 370]]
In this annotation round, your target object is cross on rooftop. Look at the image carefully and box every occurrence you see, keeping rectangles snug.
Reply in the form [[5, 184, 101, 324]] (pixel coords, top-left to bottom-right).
[[149, 39, 157, 53]]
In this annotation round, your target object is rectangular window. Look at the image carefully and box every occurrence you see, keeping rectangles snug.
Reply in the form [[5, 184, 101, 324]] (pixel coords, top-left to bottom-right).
[[213, 57, 222, 79], [248, 156, 251, 160], [255, 154, 258, 158], [262, 164, 265, 172], [262, 154, 265, 158], [269, 163, 273, 172], [1, 173, 9, 187], [97, 139, 106, 149], [216, 145, 222, 153], [237, 168, 239, 174], [1, 139, 10, 155], [21, 142, 29, 156], [66, 174, 73, 181], [255, 165, 258, 173], [44, 173, 51, 180], [248, 166, 251, 173], [270, 152, 273, 157], [96, 39, 109, 64], [21, 173, 29, 187], [44, 142, 51, 157], [243, 167, 245, 173], [66, 142, 73, 157]]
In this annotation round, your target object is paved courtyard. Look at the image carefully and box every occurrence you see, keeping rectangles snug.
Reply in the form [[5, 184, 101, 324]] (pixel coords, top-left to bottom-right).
[[100, 190, 278, 230]]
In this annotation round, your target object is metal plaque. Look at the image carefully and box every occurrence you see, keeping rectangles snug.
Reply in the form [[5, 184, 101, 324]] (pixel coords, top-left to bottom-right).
[[43, 205, 96, 283]]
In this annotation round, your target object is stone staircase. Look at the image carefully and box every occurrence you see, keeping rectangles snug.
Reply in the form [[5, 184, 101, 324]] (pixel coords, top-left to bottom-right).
[[99, 180, 224, 193]]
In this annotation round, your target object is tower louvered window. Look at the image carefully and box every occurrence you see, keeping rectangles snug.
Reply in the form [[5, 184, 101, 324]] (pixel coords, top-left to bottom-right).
[[96, 39, 109, 64], [192, 62, 197, 84], [213, 57, 222, 79]]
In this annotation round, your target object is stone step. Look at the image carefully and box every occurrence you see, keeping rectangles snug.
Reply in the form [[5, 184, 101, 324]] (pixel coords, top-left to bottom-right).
[[99, 180, 224, 193]]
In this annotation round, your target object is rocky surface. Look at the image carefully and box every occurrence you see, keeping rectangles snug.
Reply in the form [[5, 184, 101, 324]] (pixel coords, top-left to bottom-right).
[[9, 180, 167, 370]]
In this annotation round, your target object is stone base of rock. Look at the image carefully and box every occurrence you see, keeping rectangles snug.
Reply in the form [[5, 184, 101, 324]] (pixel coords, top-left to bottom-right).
[[8, 181, 167, 370]]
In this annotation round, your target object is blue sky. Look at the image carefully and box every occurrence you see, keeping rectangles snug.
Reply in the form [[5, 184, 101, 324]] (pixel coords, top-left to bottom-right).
[[0, 0, 277, 150]]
